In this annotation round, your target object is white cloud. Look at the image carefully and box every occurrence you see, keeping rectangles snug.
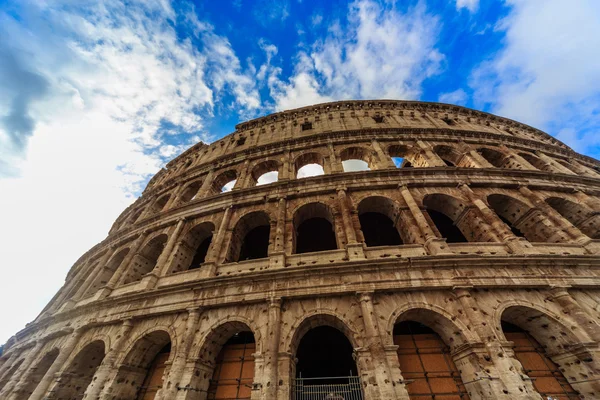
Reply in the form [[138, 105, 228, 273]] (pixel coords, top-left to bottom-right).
[[297, 163, 325, 179], [470, 0, 600, 154], [312, 14, 323, 26], [266, 0, 444, 110], [438, 89, 468, 105], [456, 0, 479, 13], [0, 0, 260, 343], [257, 171, 278, 185], [342, 159, 370, 172]]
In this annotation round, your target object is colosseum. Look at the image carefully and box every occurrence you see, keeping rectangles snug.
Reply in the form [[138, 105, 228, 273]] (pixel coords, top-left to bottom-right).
[[1, 99, 600, 400]]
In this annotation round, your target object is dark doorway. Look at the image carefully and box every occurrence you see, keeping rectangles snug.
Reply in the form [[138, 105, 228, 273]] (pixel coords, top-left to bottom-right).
[[426, 209, 467, 243], [359, 212, 402, 247], [498, 214, 525, 238], [296, 218, 337, 254], [137, 343, 171, 400], [189, 235, 213, 269], [296, 326, 357, 380], [238, 225, 270, 261]]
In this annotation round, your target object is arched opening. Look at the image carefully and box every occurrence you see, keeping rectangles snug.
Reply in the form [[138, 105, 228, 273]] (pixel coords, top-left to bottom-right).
[[394, 321, 469, 399], [226, 211, 271, 262], [519, 152, 549, 171], [170, 222, 214, 274], [212, 170, 238, 194], [20, 348, 59, 398], [340, 147, 372, 172], [207, 331, 255, 400], [0, 358, 23, 391], [478, 147, 509, 168], [130, 208, 145, 225], [293, 203, 337, 254], [546, 197, 600, 239], [111, 331, 172, 400], [252, 160, 280, 186], [357, 196, 403, 246], [501, 307, 581, 400], [388, 144, 414, 168], [554, 159, 578, 174], [295, 152, 325, 179], [122, 234, 168, 284], [178, 180, 203, 203], [51, 341, 105, 399], [85, 248, 130, 297], [151, 194, 171, 214], [434, 145, 461, 167], [294, 326, 361, 398], [423, 194, 469, 243], [488, 194, 563, 243]]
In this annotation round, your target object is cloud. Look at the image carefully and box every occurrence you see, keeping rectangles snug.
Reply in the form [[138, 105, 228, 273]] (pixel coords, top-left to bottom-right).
[[0, 0, 260, 343], [266, 0, 444, 110], [438, 89, 468, 105], [456, 0, 479, 13], [311, 13, 323, 26], [469, 0, 600, 155], [253, 0, 290, 27]]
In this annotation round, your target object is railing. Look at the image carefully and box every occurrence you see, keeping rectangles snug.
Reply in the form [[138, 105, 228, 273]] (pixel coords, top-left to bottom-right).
[[292, 376, 364, 400]]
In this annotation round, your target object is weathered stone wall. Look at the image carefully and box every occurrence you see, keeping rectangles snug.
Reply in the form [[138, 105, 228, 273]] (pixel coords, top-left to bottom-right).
[[1, 100, 600, 400]]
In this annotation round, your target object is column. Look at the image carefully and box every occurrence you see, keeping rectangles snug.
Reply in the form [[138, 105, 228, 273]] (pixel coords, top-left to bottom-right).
[[358, 293, 410, 400], [0, 340, 45, 398], [458, 184, 535, 254], [337, 188, 365, 260], [143, 218, 187, 289], [279, 151, 291, 181], [164, 184, 186, 210], [71, 247, 116, 302], [203, 207, 232, 275], [159, 309, 201, 399], [234, 160, 250, 190], [270, 197, 286, 269], [371, 139, 396, 169], [467, 150, 494, 168], [536, 152, 576, 175], [416, 141, 446, 167], [196, 169, 215, 198], [570, 159, 600, 177], [549, 287, 600, 342], [574, 190, 600, 211], [83, 319, 134, 399], [519, 186, 588, 243], [263, 298, 281, 399], [328, 143, 343, 173], [399, 185, 451, 255], [99, 232, 148, 297], [28, 328, 84, 400], [452, 288, 538, 399]]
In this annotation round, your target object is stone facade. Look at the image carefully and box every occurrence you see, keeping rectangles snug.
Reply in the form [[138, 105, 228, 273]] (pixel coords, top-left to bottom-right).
[[1, 99, 600, 400]]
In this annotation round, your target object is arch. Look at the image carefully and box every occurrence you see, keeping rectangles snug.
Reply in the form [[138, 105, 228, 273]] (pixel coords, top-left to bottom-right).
[[497, 304, 584, 399], [150, 193, 171, 214], [129, 207, 145, 225], [0, 358, 23, 392], [85, 247, 130, 296], [226, 211, 271, 262], [519, 152, 549, 171], [122, 234, 168, 285], [554, 158, 578, 174], [423, 194, 470, 243], [357, 196, 403, 246], [112, 329, 173, 400], [171, 222, 215, 273], [292, 202, 337, 254], [339, 146, 373, 172], [178, 180, 203, 203], [251, 159, 280, 186], [50, 340, 105, 400], [478, 147, 509, 168], [212, 170, 237, 194], [20, 348, 59, 398], [286, 313, 360, 356], [488, 193, 561, 243], [388, 144, 415, 168], [295, 152, 325, 178], [195, 320, 258, 400], [433, 144, 462, 167], [546, 196, 600, 239]]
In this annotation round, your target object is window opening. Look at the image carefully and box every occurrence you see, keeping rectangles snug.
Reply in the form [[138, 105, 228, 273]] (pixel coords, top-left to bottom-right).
[[359, 212, 402, 247], [342, 159, 370, 172], [221, 180, 236, 192], [238, 225, 270, 261], [179, 181, 202, 203], [189, 235, 212, 269], [301, 121, 313, 131], [256, 171, 278, 185], [373, 115, 384, 123], [236, 137, 246, 146], [207, 332, 255, 400], [426, 209, 467, 243], [498, 214, 525, 238], [296, 218, 337, 254], [502, 322, 579, 400], [394, 321, 469, 400], [392, 157, 404, 168], [297, 163, 324, 179]]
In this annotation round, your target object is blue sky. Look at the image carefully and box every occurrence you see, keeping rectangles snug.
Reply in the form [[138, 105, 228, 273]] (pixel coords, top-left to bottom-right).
[[1, 0, 600, 344]]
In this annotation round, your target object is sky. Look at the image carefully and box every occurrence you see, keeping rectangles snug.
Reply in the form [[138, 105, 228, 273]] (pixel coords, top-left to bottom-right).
[[1, 0, 600, 344]]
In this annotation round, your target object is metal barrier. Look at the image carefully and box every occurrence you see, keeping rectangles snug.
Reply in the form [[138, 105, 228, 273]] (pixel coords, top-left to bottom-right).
[[292, 376, 364, 400]]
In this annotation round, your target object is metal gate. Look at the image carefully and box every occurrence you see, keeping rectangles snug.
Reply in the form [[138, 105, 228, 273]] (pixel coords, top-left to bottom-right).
[[292, 376, 364, 400], [207, 340, 255, 400], [394, 330, 469, 399], [505, 331, 579, 400]]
